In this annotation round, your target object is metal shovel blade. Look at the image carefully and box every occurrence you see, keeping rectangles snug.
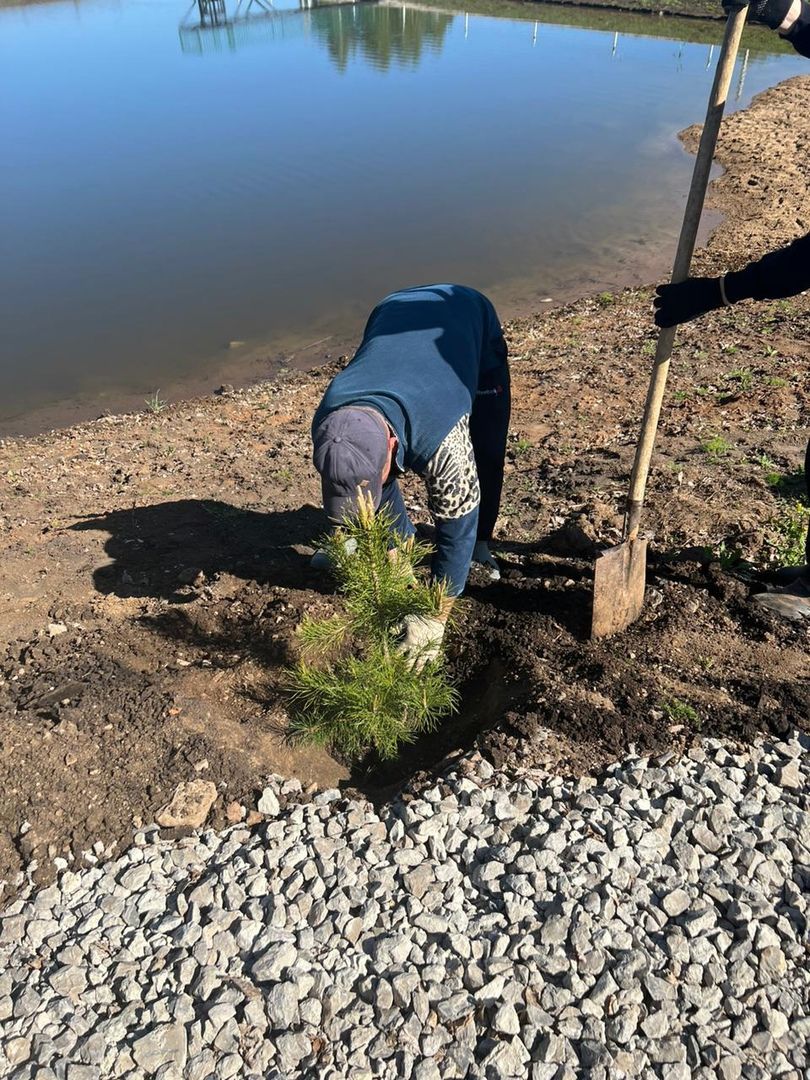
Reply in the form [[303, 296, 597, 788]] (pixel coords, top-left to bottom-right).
[[591, 538, 648, 640]]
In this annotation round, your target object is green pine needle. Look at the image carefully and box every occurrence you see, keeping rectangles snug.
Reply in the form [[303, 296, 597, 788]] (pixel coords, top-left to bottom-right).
[[288, 646, 458, 761]]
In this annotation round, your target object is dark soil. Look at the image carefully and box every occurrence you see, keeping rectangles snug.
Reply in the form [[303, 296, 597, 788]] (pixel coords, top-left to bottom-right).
[[1, 76, 808, 900]]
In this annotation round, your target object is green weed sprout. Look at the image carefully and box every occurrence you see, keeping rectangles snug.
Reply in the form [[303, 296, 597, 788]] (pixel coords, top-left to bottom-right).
[[702, 435, 732, 460], [287, 492, 458, 760], [714, 540, 743, 571], [661, 698, 700, 728], [725, 368, 754, 393], [145, 390, 168, 414], [767, 499, 810, 568]]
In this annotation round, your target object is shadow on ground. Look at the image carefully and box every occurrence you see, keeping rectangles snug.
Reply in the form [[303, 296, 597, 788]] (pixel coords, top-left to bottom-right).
[[71, 499, 328, 598]]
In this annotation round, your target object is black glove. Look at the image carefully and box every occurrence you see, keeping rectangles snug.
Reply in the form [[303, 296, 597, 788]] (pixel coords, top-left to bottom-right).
[[653, 277, 724, 328], [722, 0, 794, 29]]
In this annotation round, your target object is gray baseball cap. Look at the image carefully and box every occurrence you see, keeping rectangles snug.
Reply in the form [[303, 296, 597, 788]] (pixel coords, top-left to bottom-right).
[[312, 407, 390, 524]]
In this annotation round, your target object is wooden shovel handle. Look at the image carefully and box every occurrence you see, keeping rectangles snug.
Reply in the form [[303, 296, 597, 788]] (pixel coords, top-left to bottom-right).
[[624, 5, 749, 542]]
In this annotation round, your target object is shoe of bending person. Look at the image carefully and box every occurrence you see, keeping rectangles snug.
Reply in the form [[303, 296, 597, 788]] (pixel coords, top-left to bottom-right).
[[772, 563, 808, 584], [752, 574, 810, 622]]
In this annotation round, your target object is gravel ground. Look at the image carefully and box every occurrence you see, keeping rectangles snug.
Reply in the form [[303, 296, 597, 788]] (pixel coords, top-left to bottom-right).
[[1, 736, 808, 1080]]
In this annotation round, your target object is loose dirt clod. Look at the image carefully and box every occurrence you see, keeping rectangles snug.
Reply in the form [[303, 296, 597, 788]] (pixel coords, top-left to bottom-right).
[[155, 780, 218, 829]]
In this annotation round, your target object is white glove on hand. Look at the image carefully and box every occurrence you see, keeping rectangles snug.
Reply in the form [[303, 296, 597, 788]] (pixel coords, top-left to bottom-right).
[[396, 614, 445, 670], [310, 537, 357, 571], [472, 540, 501, 581]]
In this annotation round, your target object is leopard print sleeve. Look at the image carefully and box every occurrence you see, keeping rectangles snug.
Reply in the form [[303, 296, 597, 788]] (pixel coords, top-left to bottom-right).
[[422, 414, 480, 520]]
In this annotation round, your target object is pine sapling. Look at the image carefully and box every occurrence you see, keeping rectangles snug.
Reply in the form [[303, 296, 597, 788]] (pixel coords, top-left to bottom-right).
[[286, 492, 458, 760]]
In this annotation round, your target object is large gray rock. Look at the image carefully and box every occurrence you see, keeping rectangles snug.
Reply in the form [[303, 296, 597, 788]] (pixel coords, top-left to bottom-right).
[[251, 942, 297, 982], [266, 982, 300, 1029], [257, 788, 281, 816], [130, 1024, 187, 1073]]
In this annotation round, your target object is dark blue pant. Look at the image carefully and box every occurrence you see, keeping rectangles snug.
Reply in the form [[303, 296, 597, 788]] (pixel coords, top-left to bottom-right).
[[470, 364, 511, 540], [381, 363, 511, 541], [806, 438, 809, 564]]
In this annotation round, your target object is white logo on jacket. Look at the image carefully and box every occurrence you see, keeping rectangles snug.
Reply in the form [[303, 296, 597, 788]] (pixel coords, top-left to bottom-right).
[[423, 414, 480, 520]]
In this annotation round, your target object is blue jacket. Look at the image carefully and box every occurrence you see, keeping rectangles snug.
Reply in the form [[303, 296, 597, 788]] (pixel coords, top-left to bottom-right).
[[313, 284, 507, 595]]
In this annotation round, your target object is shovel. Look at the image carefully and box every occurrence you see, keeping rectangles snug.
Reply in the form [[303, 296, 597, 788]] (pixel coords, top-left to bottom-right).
[[590, 3, 749, 640]]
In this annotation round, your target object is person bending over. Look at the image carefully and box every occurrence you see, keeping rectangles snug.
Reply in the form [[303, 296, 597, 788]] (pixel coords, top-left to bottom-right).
[[311, 283, 510, 660]]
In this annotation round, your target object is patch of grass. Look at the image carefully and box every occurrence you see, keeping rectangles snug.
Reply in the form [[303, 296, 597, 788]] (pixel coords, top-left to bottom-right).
[[724, 368, 754, 393], [767, 499, 810, 567], [641, 341, 656, 358], [511, 437, 532, 458], [596, 292, 615, 308], [763, 375, 787, 388], [409, 0, 796, 52], [672, 390, 689, 403], [144, 390, 168, 415], [286, 495, 457, 761], [702, 435, 732, 460], [661, 698, 700, 728], [760, 462, 806, 497]]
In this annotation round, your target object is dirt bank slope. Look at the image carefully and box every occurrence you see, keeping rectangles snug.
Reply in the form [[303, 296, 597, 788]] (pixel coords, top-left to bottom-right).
[[1, 76, 808, 897]]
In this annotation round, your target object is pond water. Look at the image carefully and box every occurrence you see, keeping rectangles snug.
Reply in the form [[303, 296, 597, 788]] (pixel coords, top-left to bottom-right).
[[1, 0, 804, 432]]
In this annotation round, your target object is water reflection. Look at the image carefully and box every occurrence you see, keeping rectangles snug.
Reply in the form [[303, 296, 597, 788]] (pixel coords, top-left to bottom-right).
[[312, 4, 452, 72], [178, 0, 759, 80], [179, 0, 329, 52], [179, 0, 453, 70]]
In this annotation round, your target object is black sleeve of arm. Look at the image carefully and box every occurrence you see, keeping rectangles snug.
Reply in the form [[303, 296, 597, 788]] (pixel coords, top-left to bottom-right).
[[725, 231, 810, 303], [785, 3, 810, 57]]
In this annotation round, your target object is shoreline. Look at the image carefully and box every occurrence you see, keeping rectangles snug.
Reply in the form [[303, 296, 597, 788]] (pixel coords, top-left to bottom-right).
[[0, 235, 706, 440]]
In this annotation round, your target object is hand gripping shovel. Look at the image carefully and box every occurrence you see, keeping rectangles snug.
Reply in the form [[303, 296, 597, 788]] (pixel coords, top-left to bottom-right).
[[590, 3, 749, 640]]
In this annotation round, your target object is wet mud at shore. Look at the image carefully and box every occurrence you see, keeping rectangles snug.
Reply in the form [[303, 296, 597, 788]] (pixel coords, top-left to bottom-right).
[[1, 76, 808, 897]]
